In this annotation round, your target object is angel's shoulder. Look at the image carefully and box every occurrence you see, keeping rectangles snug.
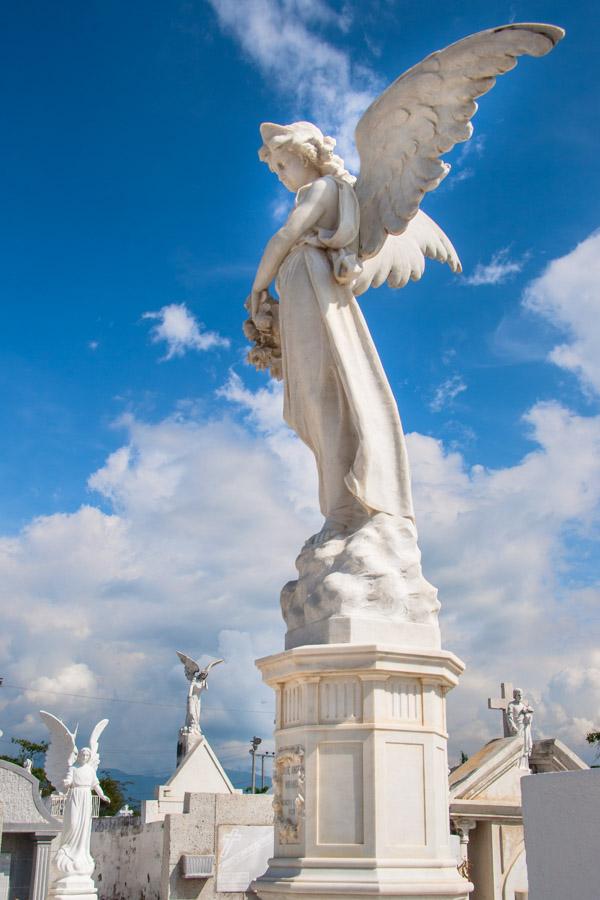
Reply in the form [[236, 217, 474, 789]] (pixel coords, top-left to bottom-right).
[[297, 175, 338, 205]]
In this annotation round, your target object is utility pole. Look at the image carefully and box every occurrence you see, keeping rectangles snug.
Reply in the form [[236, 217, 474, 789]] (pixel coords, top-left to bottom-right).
[[258, 750, 276, 789], [249, 736, 262, 793]]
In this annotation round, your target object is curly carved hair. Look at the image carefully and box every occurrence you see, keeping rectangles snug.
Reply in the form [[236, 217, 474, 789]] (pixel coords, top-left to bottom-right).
[[258, 121, 354, 184]]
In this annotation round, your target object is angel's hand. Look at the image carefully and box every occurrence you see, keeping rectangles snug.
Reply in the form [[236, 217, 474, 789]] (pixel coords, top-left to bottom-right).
[[248, 289, 267, 320]]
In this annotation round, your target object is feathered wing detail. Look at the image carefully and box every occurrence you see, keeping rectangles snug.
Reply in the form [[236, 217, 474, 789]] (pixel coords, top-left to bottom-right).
[[176, 650, 200, 680], [355, 23, 564, 259], [88, 719, 109, 771], [353, 210, 461, 296], [199, 658, 224, 679], [40, 710, 78, 792]]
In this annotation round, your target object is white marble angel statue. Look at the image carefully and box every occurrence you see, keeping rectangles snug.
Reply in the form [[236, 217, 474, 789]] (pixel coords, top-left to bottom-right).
[[245, 23, 564, 642], [40, 710, 109, 889], [506, 687, 534, 769], [176, 651, 224, 734]]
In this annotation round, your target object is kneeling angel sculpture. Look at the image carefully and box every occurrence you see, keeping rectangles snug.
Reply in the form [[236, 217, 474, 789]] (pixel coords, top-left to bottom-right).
[[246, 23, 563, 545], [41, 711, 109, 891]]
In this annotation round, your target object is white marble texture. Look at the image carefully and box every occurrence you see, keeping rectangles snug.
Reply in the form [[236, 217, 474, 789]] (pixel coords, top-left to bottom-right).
[[40, 712, 109, 900], [247, 24, 564, 647], [247, 20, 564, 900], [253, 643, 470, 900]]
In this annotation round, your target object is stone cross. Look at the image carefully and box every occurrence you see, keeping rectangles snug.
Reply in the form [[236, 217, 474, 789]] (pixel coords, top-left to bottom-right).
[[487, 682, 514, 737]]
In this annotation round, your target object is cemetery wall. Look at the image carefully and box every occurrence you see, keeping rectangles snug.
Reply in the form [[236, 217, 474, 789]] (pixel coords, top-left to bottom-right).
[[522, 769, 600, 900], [161, 792, 274, 899], [92, 816, 164, 900]]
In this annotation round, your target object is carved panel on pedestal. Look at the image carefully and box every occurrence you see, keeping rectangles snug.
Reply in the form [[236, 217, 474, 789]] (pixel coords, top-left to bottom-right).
[[385, 677, 422, 722], [319, 678, 362, 723], [273, 745, 305, 845], [317, 742, 364, 845], [384, 743, 426, 846], [282, 683, 303, 727]]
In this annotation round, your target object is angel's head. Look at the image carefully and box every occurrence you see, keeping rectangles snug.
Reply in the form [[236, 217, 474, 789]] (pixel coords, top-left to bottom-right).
[[78, 747, 92, 764], [259, 121, 352, 192]]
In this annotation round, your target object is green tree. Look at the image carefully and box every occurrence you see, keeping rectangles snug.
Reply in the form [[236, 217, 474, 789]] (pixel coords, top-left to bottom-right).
[[97, 772, 132, 816], [586, 730, 600, 767]]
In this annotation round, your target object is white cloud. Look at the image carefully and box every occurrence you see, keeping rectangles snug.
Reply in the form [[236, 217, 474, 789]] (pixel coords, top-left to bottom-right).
[[523, 230, 600, 396], [408, 399, 600, 758], [429, 375, 467, 412], [464, 248, 526, 286], [143, 303, 229, 360], [1, 377, 600, 768], [206, 0, 381, 168], [0, 391, 320, 771]]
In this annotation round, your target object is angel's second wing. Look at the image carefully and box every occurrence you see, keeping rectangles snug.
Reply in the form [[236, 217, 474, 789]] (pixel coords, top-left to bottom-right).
[[200, 658, 224, 678], [355, 23, 564, 259], [40, 710, 78, 791], [88, 718, 109, 768], [176, 650, 200, 680], [353, 210, 460, 296]]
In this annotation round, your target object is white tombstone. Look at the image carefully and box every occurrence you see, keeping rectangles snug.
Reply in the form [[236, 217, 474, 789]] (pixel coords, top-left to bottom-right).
[[522, 770, 600, 900]]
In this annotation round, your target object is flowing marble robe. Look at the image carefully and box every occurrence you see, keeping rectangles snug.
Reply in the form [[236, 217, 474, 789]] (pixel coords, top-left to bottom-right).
[[276, 175, 414, 530], [55, 762, 98, 875]]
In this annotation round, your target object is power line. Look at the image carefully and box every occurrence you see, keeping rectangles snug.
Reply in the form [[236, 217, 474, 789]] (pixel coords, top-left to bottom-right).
[[0, 680, 274, 715]]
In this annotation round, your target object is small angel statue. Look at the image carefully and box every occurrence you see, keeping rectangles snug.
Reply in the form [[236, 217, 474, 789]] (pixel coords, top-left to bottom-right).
[[40, 710, 109, 888], [246, 23, 563, 552], [176, 651, 224, 734], [506, 687, 534, 769]]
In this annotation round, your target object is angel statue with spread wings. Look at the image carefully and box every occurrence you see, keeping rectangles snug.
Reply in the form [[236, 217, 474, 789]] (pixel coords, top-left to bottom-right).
[[40, 711, 109, 889], [244, 24, 564, 639], [176, 651, 224, 734]]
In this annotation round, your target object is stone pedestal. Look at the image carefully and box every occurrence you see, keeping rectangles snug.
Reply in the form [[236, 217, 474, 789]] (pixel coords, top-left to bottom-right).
[[253, 644, 472, 899], [47, 873, 97, 899]]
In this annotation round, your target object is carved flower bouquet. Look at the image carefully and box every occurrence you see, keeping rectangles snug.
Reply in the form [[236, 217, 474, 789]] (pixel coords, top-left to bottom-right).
[[243, 291, 282, 381]]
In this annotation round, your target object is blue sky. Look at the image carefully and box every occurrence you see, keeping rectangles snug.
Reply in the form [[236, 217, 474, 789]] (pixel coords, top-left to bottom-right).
[[1, 0, 599, 776]]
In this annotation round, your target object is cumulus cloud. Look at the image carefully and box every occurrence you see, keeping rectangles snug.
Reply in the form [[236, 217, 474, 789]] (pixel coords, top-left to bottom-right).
[[464, 248, 526, 286], [206, 0, 381, 168], [408, 400, 600, 759], [143, 303, 229, 360], [429, 375, 467, 412], [1, 376, 599, 769], [3, 236, 600, 770], [522, 230, 600, 396], [0, 396, 321, 771]]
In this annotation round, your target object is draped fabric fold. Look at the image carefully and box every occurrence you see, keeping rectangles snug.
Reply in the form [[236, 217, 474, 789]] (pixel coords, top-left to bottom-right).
[[276, 176, 414, 526]]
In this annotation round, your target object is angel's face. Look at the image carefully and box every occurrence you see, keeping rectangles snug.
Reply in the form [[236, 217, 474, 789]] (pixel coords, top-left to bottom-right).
[[78, 748, 92, 764], [270, 147, 319, 193]]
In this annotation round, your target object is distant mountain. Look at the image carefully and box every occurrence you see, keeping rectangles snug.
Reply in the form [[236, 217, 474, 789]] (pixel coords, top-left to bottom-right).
[[103, 767, 271, 804], [102, 769, 168, 804]]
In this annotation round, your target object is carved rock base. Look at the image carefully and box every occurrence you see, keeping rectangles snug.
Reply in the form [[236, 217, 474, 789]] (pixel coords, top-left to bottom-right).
[[253, 644, 472, 900], [282, 514, 441, 651]]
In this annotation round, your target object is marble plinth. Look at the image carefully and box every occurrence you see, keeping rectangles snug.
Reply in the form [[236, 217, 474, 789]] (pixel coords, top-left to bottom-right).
[[47, 873, 97, 899], [252, 644, 472, 900]]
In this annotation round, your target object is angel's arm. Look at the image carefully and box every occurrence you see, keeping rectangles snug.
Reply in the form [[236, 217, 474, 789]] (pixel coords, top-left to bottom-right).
[[93, 780, 110, 803], [251, 178, 337, 310], [62, 765, 74, 791]]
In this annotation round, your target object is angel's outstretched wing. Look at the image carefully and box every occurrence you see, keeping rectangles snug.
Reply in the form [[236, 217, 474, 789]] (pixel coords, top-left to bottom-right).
[[40, 710, 78, 792], [355, 23, 564, 259], [176, 650, 200, 680], [353, 209, 460, 296], [199, 658, 224, 679], [88, 719, 109, 770]]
